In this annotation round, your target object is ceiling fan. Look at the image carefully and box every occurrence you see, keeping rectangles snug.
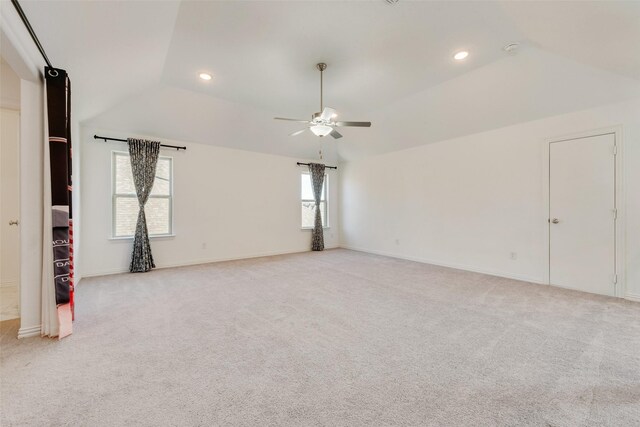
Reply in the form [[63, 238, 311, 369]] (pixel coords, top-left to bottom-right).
[[274, 63, 372, 139]]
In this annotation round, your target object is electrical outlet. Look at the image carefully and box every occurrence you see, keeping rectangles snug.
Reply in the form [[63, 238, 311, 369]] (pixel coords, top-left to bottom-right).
[[510, 252, 517, 260]]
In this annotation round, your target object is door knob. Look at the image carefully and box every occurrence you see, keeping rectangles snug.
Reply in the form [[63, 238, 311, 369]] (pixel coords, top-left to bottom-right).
[[9, 220, 19, 226], [551, 218, 560, 224]]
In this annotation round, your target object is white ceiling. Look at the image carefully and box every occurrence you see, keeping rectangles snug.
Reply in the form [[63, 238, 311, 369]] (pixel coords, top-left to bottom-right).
[[162, 1, 524, 117], [14, 0, 640, 161], [14, 0, 181, 121], [501, 1, 640, 80]]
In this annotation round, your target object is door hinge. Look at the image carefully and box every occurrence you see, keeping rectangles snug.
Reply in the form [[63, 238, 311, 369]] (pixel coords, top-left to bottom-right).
[[613, 208, 618, 220], [613, 274, 618, 285]]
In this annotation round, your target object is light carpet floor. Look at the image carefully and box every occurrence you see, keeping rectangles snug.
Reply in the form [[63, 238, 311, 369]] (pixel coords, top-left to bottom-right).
[[1, 249, 639, 426]]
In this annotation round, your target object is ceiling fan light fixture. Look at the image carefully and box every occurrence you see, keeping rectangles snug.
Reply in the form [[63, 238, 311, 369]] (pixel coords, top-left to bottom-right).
[[310, 125, 333, 137]]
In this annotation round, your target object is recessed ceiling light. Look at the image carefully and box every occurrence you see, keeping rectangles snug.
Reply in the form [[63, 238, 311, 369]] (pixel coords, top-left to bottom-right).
[[199, 73, 212, 81], [453, 51, 469, 60]]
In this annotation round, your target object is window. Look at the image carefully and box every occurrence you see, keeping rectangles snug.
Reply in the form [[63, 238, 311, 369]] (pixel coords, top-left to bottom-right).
[[301, 172, 328, 228], [112, 151, 173, 238]]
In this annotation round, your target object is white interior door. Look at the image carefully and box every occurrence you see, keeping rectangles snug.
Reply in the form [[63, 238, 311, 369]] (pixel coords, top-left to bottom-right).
[[1, 108, 21, 319], [549, 133, 616, 296]]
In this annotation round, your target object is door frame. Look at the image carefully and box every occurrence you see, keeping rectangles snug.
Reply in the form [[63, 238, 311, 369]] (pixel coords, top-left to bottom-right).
[[541, 126, 625, 297], [2, 9, 47, 337]]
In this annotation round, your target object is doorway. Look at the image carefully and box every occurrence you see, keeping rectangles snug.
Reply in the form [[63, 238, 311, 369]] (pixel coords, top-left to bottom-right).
[[548, 132, 617, 296], [1, 107, 20, 320], [1, 55, 22, 321]]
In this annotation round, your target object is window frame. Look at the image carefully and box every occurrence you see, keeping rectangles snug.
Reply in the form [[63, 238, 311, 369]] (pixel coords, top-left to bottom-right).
[[111, 151, 174, 239], [301, 171, 329, 230]]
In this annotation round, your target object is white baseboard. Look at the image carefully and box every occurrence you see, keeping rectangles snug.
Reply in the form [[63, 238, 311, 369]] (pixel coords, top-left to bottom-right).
[[81, 245, 340, 279], [625, 293, 640, 303], [18, 324, 41, 339], [340, 245, 546, 285]]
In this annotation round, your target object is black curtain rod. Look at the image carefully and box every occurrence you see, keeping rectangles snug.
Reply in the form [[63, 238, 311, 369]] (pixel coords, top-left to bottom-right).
[[297, 162, 337, 170], [94, 135, 187, 151], [11, 0, 53, 69]]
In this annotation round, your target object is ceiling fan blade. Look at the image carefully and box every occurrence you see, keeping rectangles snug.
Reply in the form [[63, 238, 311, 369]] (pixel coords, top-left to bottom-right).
[[334, 121, 372, 127], [275, 117, 309, 123], [320, 107, 337, 121], [329, 129, 343, 139], [289, 129, 308, 137]]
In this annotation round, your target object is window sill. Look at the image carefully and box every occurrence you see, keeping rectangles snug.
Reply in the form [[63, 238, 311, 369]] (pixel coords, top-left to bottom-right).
[[109, 234, 176, 241], [301, 227, 330, 231]]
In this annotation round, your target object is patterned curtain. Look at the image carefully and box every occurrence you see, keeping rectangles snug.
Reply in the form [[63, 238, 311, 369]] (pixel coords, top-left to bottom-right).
[[128, 139, 161, 273], [42, 67, 73, 339], [308, 163, 325, 251]]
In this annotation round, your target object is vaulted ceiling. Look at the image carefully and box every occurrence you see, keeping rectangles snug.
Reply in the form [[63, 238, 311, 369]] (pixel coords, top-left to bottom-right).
[[15, 0, 640, 161]]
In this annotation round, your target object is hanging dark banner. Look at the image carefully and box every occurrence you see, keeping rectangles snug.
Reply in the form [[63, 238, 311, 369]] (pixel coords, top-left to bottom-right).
[[45, 66, 74, 337]]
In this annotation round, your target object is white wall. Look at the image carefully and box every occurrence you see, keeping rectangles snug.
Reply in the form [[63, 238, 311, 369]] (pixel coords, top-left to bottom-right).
[[80, 127, 339, 277], [340, 97, 640, 299], [1, 58, 20, 109]]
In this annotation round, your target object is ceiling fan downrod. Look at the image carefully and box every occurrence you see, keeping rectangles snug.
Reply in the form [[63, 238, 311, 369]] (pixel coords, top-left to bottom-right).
[[273, 62, 371, 139], [317, 62, 327, 113]]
